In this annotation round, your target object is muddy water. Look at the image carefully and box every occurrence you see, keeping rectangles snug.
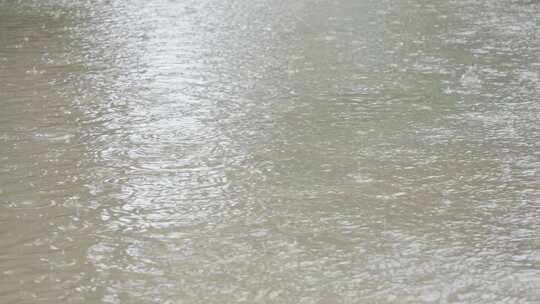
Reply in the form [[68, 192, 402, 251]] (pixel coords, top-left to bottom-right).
[[1, 0, 540, 303]]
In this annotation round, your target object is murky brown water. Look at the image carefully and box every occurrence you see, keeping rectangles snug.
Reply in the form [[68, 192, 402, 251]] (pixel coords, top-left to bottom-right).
[[1, 0, 540, 303]]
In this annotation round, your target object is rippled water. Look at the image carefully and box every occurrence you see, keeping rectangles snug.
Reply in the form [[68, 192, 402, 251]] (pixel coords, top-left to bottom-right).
[[1, 0, 540, 303]]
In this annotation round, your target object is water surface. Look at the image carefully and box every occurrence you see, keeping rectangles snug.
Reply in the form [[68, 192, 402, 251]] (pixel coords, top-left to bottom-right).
[[1, 0, 540, 303]]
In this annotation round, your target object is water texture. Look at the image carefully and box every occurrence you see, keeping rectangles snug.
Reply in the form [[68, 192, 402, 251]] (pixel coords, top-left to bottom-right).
[[1, 0, 540, 303]]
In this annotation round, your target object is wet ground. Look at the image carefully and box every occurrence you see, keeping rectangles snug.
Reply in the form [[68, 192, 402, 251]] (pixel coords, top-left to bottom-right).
[[1, 0, 540, 303]]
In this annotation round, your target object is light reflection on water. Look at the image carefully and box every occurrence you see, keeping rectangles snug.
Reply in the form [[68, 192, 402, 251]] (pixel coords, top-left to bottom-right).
[[1, 0, 540, 303]]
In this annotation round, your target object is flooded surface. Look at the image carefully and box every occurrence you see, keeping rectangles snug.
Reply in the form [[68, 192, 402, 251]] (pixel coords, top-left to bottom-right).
[[1, 0, 540, 302]]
